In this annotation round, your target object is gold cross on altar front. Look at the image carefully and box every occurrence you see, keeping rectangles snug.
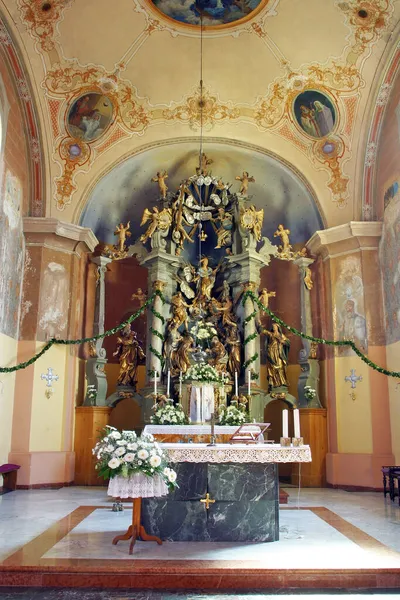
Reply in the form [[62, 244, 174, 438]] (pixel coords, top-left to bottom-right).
[[200, 493, 215, 510]]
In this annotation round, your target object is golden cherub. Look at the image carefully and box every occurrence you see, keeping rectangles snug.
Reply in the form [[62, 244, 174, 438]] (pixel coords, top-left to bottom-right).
[[131, 287, 147, 307], [151, 170, 168, 199], [235, 171, 255, 196], [259, 288, 276, 309], [274, 224, 292, 255], [114, 221, 131, 253], [304, 267, 313, 290]]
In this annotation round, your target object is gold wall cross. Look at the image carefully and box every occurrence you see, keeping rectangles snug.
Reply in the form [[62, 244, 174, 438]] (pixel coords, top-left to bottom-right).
[[200, 493, 215, 510]]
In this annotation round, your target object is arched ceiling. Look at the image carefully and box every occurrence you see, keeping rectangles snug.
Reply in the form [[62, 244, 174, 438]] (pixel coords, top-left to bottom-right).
[[79, 140, 324, 250], [0, 0, 399, 227]]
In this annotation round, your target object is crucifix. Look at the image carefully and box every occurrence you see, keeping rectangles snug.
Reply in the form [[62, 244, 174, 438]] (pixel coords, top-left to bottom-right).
[[200, 493, 215, 510], [41, 367, 59, 387]]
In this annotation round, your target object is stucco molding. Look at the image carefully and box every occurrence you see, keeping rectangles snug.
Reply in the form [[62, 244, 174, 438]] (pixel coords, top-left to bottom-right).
[[23, 217, 98, 252], [307, 221, 382, 258]]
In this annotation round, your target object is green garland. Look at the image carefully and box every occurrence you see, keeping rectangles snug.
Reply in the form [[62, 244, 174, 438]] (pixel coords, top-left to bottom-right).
[[242, 290, 400, 380], [243, 309, 258, 325], [244, 332, 258, 346], [243, 352, 259, 371], [150, 327, 164, 342], [0, 292, 164, 374], [149, 344, 165, 368]]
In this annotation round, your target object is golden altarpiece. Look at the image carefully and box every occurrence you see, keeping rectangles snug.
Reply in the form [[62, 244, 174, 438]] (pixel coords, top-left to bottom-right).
[[75, 156, 326, 486]]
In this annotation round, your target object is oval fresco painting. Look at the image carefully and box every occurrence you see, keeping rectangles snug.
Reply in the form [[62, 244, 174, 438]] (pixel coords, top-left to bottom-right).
[[150, 0, 265, 27], [293, 90, 336, 139], [67, 93, 113, 142]]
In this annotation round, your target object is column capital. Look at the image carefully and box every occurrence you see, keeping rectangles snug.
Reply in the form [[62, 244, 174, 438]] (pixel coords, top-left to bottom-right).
[[23, 217, 98, 254], [294, 256, 315, 269], [91, 255, 112, 267], [307, 221, 382, 259]]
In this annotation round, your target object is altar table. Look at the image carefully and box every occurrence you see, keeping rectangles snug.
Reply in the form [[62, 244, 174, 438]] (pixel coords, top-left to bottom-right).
[[144, 424, 239, 444], [141, 442, 311, 543]]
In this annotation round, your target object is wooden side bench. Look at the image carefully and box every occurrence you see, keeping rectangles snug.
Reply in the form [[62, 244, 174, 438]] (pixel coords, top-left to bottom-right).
[[0, 463, 20, 494]]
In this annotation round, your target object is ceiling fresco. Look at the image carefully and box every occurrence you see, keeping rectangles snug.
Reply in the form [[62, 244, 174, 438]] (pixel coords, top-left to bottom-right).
[[0, 0, 398, 225], [148, 0, 267, 27]]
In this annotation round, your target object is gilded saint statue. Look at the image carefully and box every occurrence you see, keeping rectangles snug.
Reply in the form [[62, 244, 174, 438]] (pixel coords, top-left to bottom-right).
[[174, 332, 194, 375], [131, 287, 147, 307], [151, 170, 168, 199], [240, 205, 264, 242], [170, 291, 190, 331], [113, 325, 145, 388], [208, 336, 228, 374], [172, 182, 195, 254], [235, 171, 255, 196], [212, 208, 233, 249], [274, 224, 292, 256], [194, 257, 220, 302], [304, 267, 313, 290], [196, 152, 213, 176], [114, 221, 131, 253], [259, 287, 276, 309], [226, 329, 241, 379], [164, 320, 182, 377], [263, 323, 290, 389]]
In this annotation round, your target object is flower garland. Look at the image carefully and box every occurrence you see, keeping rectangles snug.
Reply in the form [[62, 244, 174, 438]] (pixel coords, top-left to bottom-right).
[[92, 426, 177, 490], [242, 290, 400, 380], [0, 290, 164, 374]]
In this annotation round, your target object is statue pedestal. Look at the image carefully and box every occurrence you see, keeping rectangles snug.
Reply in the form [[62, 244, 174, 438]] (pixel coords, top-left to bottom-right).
[[84, 357, 108, 406]]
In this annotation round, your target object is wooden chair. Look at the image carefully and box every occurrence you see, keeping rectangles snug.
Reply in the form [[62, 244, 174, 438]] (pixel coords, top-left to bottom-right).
[[381, 466, 400, 501]]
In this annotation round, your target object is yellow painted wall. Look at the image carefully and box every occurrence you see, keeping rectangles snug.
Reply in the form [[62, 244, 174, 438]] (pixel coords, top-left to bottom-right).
[[0, 332, 17, 468], [386, 341, 400, 463], [335, 356, 373, 454], [29, 344, 68, 452]]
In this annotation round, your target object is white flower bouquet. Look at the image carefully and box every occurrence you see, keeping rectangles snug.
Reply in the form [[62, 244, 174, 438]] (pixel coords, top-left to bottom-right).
[[92, 426, 177, 490], [150, 399, 188, 425], [304, 386, 317, 402], [218, 400, 248, 426], [184, 362, 222, 383], [190, 320, 218, 342]]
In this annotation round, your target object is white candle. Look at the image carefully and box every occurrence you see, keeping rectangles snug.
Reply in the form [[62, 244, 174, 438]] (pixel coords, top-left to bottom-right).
[[282, 409, 288, 438], [167, 370, 171, 397], [235, 371, 238, 396], [294, 408, 301, 439], [154, 370, 158, 396], [179, 371, 183, 397], [247, 370, 251, 396]]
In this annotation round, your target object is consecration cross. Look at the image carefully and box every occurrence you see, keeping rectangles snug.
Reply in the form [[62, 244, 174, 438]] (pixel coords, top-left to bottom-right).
[[200, 493, 215, 510], [41, 367, 59, 387], [344, 369, 362, 389]]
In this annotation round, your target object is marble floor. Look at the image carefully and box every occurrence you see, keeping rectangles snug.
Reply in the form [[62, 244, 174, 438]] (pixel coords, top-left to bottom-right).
[[1, 487, 400, 590]]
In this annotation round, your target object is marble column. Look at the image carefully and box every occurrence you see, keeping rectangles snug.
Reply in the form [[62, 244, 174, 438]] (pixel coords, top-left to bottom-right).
[[294, 256, 321, 408], [139, 248, 182, 423], [84, 255, 111, 407]]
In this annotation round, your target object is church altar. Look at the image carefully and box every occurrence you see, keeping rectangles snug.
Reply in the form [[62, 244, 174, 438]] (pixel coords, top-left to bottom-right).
[[140, 427, 311, 543]]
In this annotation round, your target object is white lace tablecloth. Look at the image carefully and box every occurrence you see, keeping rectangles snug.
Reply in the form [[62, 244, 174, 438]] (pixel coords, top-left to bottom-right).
[[161, 443, 312, 464], [107, 473, 169, 499], [143, 425, 239, 435]]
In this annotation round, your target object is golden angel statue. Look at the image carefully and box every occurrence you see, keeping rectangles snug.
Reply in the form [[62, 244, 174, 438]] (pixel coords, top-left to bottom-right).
[[194, 257, 220, 301], [240, 205, 264, 241], [235, 171, 255, 196], [274, 224, 292, 256], [140, 206, 172, 243], [170, 291, 191, 331], [113, 325, 145, 388], [151, 170, 168, 199], [114, 221, 131, 253], [212, 208, 233, 249], [172, 183, 195, 253], [196, 152, 213, 176]]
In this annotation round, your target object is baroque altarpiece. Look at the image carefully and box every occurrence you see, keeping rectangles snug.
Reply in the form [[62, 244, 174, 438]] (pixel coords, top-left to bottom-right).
[[85, 155, 322, 422]]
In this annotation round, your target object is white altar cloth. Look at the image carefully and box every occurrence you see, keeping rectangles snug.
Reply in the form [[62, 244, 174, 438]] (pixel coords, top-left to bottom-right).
[[189, 384, 214, 423], [160, 443, 312, 464], [144, 424, 238, 435]]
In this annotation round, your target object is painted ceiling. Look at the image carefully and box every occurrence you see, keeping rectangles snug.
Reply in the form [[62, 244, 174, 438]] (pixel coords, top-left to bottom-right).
[[0, 0, 399, 227]]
